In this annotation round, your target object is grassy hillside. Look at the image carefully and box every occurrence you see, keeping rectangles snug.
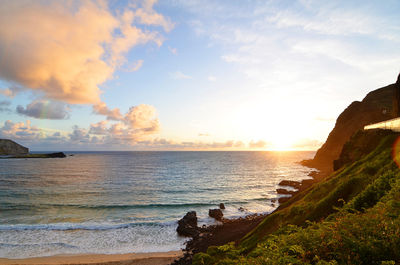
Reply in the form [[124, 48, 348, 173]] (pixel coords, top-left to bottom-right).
[[193, 130, 400, 264]]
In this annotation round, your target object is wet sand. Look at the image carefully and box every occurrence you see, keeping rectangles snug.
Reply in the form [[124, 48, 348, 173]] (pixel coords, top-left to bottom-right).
[[0, 251, 182, 265]]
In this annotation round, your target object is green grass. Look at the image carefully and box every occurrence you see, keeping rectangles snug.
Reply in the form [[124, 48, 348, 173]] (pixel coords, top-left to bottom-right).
[[192, 132, 400, 264]]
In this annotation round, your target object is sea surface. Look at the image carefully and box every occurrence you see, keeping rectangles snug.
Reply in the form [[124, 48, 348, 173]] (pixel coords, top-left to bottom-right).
[[0, 151, 315, 258]]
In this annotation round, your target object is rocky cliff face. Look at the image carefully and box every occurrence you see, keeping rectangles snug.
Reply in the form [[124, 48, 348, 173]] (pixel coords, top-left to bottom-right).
[[303, 83, 395, 173], [0, 139, 29, 155], [333, 129, 397, 171]]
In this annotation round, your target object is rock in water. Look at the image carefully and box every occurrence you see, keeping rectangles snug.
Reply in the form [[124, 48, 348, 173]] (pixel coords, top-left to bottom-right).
[[276, 188, 296, 195], [219, 203, 225, 209], [177, 211, 199, 237], [209, 209, 223, 221], [46, 152, 66, 158]]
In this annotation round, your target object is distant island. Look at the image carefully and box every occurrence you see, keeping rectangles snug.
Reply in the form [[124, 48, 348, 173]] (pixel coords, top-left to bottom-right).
[[0, 139, 66, 158]]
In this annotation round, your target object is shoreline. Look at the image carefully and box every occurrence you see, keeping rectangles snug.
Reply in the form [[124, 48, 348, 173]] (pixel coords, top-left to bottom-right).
[[173, 165, 324, 264], [1, 158, 319, 265], [0, 251, 182, 265]]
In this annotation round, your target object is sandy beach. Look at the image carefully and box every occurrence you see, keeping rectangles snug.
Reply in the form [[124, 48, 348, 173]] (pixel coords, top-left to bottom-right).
[[0, 251, 182, 265]]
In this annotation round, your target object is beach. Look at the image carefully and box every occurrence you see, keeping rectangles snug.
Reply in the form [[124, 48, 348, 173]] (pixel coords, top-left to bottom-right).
[[0, 251, 182, 265]]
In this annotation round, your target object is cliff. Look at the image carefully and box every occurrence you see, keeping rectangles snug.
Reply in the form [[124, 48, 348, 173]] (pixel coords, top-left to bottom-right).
[[193, 129, 400, 264], [0, 139, 29, 155], [302, 83, 395, 173]]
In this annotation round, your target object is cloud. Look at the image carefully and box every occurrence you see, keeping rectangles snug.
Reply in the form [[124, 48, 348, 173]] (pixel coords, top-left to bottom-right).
[[0, 0, 173, 104], [126, 60, 144, 72], [69, 126, 90, 143], [234, 141, 245, 148], [198, 133, 210, 136], [16, 100, 70, 120], [93, 102, 123, 121], [0, 120, 41, 141], [249, 140, 267, 148], [134, 1, 174, 32], [0, 85, 24, 98], [291, 138, 323, 149], [168, 46, 178, 55], [0, 118, 268, 150], [170, 71, 192, 80], [123, 104, 160, 133], [268, 5, 397, 39], [136, 139, 245, 150], [45, 132, 66, 142], [89, 121, 109, 135], [86, 104, 160, 144], [0, 100, 11, 112]]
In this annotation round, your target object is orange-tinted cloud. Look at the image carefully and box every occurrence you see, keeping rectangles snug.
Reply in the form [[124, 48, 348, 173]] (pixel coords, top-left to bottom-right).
[[249, 140, 267, 148], [93, 103, 123, 121], [0, 120, 41, 141], [124, 104, 160, 132], [0, 0, 172, 104], [291, 138, 323, 150], [89, 104, 160, 144]]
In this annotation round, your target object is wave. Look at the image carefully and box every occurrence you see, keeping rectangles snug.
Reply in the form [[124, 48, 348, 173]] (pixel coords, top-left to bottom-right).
[[0, 202, 216, 211], [0, 221, 177, 231], [0, 242, 78, 249]]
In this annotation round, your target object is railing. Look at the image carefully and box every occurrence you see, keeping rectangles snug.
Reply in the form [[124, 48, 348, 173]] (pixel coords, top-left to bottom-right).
[[364, 117, 400, 132]]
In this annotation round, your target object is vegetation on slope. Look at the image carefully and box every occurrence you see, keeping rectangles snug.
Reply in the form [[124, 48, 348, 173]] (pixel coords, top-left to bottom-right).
[[193, 130, 400, 264]]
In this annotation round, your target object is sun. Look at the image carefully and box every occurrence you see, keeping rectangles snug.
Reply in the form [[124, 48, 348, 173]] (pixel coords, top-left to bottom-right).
[[270, 137, 294, 151]]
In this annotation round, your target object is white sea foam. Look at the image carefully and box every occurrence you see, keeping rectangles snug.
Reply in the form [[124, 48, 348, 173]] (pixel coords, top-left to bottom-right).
[[0, 223, 186, 258]]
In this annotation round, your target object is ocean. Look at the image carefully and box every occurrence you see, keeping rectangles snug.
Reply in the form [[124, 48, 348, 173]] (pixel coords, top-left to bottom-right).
[[0, 151, 315, 258]]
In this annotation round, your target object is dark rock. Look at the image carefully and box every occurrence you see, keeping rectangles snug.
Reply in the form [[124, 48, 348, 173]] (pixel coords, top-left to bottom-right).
[[278, 180, 301, 189], [209, 209, 223, 221], [276, 188, 296, 195], [0, 139, 29, 155], [308, 171, 319, 178], [171, 212, 268, 265], [301, 179, 314, 187], [219, 203, 225, 209], [177, 211, 199, 237], [3, 152, 67, 159], [238, 207, 247, 212], [278, 196, 291, 204], [46, 152, 66, 158]]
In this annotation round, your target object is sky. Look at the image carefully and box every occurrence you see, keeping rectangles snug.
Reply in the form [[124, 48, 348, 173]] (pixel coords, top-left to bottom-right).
[[0, 0, 399, 151]]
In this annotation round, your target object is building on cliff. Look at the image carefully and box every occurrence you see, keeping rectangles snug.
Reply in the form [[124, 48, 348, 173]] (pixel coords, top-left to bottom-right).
[[365, 73, 400, 132], [0, 139, 29, 155]]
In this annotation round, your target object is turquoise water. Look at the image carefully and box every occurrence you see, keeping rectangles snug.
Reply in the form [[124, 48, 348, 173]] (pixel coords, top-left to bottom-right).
[[0, 151, 315, 258]]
